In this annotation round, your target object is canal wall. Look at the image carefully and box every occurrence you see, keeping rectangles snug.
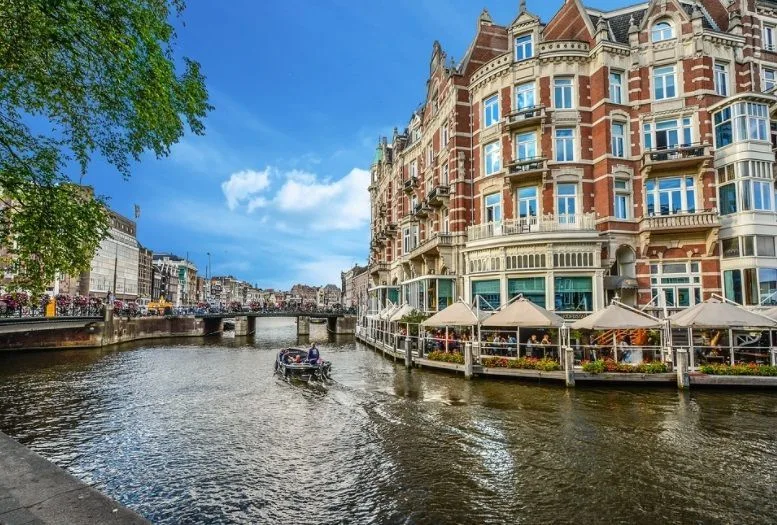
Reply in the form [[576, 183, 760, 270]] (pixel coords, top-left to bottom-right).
[[0, 431, 149, 524], [0, 310, 208, 351]]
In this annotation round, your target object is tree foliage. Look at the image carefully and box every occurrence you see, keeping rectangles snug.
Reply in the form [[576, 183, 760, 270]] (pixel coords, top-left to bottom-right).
[[0, 0, 211, 295]]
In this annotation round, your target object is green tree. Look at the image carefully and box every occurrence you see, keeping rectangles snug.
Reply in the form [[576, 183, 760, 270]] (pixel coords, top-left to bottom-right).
[[0, 0, 211, 296]]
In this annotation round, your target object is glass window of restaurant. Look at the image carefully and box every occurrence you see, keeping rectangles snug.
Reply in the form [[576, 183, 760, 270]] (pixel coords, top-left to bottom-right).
[[725, 268, 777, 306], [554, 276, 592, 311], [650, 261, 701, 308], [508, 277, 545, 308], [472, 279, 501, 310]]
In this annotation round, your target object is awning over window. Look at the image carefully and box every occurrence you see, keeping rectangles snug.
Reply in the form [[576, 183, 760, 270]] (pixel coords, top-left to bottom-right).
[[603, 275, 638, 290]]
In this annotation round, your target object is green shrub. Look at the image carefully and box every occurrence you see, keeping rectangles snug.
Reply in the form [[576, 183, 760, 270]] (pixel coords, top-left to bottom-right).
[[427, 351, 464, 364], [698, 363, 777, 376], [582, 359, 668, 374], [482, 356, 561, 371]]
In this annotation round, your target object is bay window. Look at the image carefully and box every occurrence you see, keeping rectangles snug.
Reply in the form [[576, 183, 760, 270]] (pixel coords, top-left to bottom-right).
[[725, 268, 777, 306], [515, 82, 536, 110], [717, 160, 774, 215], [484, 94, 499, 128], [714, 102, 768, 148], [645, 176, 695, 215], [653, 65, 676, 100], [484, 140, 501, 175], [555, 128, 574, 161], [554, 78, 573, 109], [515, 132, 537, 161]]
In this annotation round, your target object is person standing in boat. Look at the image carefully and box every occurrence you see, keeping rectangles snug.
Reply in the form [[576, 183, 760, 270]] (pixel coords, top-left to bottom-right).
[[307, 343, 320, 363]]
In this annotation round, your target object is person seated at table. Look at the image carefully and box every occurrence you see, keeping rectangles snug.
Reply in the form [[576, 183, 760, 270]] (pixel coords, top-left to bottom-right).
[[540, 333, 552, 346], [619, 334, 632, 363], [526, 334, 538, 357], [507, 334, 517, 354]]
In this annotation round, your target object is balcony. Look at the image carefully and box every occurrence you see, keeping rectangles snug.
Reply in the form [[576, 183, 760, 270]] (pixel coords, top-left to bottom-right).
[[379, 203, 386, 217], [505, 157, 547, 185], [467, 213, 597, 242], [409, 233, 454, 260], [384, 222, 398, 237], [638, 209, 719, 232], [641, 143, 711, 174], [427, 185, 450, 207], [413, 201, 432, 218], [370, 261, 389, 275], [503, 105, 545, 131], [403, 177, 418, 194]]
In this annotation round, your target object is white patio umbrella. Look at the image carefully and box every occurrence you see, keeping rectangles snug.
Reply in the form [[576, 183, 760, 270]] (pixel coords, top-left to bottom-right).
[[572, 302, 661, 361], [762, 306, 777, 321], [482, 298, 564, 357], [422, 300, 490, 353], [388, 303, 415, 322], [669, 298, 777, 367]]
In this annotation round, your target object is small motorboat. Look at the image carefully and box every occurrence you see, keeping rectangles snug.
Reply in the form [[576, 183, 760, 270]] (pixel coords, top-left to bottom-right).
[[275, 347, 332, 381]]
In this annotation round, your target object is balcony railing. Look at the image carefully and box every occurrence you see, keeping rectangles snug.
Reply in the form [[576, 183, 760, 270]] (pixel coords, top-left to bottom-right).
[[403, 177, 418, 193], [370, 261, 389, 273], [467, 213, 597, 241], [639, 209, 719, 231], [506, 156, 547, 177], [427, 185, 450, 206], [413, 201, 431, 218], [408, 233, 454, 259], [503, 105, 545, 129], [642, 143, 710, 169]]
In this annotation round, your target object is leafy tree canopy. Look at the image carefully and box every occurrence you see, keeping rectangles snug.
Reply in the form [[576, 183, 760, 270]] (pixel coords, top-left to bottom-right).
[[0, 0, 211, 296]]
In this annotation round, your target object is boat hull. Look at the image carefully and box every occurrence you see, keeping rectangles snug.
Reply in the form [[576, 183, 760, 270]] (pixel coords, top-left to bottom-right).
[[275, 348, 331, 381]]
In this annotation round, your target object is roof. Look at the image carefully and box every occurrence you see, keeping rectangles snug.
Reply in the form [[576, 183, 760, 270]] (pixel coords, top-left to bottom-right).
[[422, 300, 491, 327], [668, 299, 777, 329], [571, 303, 661, 330], [482, 298, 564, 328]]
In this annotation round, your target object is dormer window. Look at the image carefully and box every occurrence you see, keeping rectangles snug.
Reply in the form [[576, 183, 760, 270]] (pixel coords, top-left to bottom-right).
[[651, 21, 673, 42], [515, 34, 533, 61]]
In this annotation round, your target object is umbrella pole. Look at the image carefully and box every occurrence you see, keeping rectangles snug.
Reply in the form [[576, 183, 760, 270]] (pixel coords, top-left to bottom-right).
[[445, 326, 449, 354], [729, 328, 734, 366], [688, 327, 694, 370], [517, 327, 520, 358], [613, 332, 618, 362]]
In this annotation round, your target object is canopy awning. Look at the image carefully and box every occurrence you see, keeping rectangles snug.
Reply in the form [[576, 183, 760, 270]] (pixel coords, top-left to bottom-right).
[[482, 298, 564, 328], [571, 303, 661, 330], [421, 300, 490, 327], [761, 305, 777, 321], [603, 275, 638, 290], [389, 304, 415, 322], [669, 299, 777, 329], [377, 305, 398, 320]]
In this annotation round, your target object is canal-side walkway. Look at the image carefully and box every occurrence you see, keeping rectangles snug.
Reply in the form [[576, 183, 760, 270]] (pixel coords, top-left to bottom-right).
[[356, 330, 777, 389], [0, 432, 148, 525]]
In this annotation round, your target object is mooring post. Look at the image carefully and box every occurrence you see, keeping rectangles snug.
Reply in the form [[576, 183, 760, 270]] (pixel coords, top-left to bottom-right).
[[771, 347, 777, 367], [564, 346, 575, 387], [404, 335, 412, 369], [464, 342, 473, 379], [676, 348, 689, 390]]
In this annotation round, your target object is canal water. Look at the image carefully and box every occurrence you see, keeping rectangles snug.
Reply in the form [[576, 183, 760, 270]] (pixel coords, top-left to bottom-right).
[[0, 318, 776, 524]]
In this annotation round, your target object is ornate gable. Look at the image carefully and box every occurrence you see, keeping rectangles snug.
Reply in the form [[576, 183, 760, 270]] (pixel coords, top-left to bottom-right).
[[543, 0, 595, 43]]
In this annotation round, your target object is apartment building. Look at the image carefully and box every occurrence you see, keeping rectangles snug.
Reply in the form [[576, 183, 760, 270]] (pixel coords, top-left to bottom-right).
[[368, 0, 777, 317]]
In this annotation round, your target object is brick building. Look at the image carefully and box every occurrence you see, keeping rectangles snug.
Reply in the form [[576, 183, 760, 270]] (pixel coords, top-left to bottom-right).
[[368, 0, 777, 317]]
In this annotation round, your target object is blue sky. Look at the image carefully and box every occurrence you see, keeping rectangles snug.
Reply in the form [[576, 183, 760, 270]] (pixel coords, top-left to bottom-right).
[[85, 0, 625, 290]]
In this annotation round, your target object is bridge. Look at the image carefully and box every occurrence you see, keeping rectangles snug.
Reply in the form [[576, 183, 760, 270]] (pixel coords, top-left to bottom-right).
[[193, 311, 356, 336]]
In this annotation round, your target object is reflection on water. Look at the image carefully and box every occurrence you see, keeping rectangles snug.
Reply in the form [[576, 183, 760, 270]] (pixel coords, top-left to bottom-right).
[[1, 318, 776, 524]]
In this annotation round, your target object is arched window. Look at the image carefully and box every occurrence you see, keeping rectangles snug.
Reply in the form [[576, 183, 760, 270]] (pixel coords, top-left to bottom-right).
[[651, 21, 673, 42]]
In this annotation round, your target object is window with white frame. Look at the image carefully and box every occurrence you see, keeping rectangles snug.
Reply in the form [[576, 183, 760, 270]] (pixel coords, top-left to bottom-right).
[[441, 164, 449, 185], [717, 160, 774, 215], [645, 176, 695, 216], [609, 71, 624, 104], [555, 128, 574, 162], [410, 160, 418, 179], [653, 65, 676, 100], [554, 78, 573, 109], [714, 62, 729, 96], [484, 193, 501, 223], [713, 102, 769, 148], [483, 94, 499, 128], [515, 34, 533, 61], [515, 132, 537, 161], [764, 24, 776, 52], [557, 183, 577, 224], [484, 140, 501, 175], [442, 209, 449, 233], [651, 21, 674, 42], [411, 194, 417, 211], [614, 179, 631, 219], [515, 82, 536, 110], [441, 124, 449, 146], [763, 68, 777, 92], [517, 186, 538, 221], [611, 122, 626, 157], [426, 144, 433, 165], [643, 117, 692, 151], [651, 261, 701, 309]]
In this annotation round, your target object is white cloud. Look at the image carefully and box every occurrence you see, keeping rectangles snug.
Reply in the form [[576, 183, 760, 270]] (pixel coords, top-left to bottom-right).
[[221, 168, 271, 210], [220, 166, 371, 231]]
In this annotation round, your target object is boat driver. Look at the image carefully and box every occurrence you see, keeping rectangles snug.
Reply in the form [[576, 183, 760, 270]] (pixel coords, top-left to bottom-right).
[[308, 343, 320, 363]]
